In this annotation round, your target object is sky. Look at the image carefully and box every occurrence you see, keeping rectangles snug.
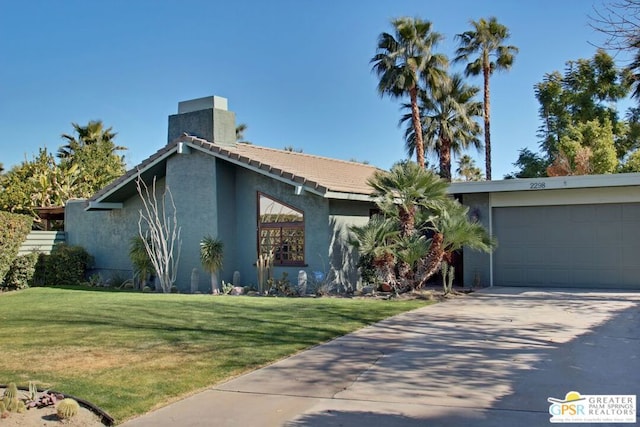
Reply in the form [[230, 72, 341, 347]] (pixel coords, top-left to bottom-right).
[[0, 0, 632, 180]]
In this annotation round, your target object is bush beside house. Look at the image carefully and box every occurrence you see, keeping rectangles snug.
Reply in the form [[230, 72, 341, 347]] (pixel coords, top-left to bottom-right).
[[0, 211, 33, 284]]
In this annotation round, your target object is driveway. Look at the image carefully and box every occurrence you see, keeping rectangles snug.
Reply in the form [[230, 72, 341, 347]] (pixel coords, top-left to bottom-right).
[[121, 287, 640, 426]]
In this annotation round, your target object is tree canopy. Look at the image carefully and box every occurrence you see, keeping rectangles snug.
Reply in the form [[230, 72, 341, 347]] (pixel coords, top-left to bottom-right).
[[0, 121, 126, 219], [510, 49, 640, 177]]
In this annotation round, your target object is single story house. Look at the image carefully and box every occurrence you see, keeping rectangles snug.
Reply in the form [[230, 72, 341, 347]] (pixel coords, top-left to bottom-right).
[[65, 96, 379, 292], [65, 95, 640, 291]]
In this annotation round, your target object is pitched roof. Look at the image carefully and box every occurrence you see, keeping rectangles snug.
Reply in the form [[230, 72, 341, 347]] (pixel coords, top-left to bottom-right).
[[90, 135, 380, 208]]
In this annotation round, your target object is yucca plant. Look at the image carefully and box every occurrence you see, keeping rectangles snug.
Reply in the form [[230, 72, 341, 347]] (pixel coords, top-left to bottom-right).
[[200, 236, 224, 294], [129, 235, 155, 290]]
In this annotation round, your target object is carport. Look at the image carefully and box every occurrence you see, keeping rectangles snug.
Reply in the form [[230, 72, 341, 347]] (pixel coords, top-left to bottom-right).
[[452, 174, 640, 289]]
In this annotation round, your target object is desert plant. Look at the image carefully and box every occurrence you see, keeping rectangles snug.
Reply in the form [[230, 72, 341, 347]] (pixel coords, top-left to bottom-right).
[[136, 175, 182, 294], [200, 236, 224, 294], [3, 383, 18, 400], [2, 383, 19, 412], [129, 235, 155, 289], [56, 398, 79, 420], [26, 391, 63, 409], [441, 261, 455, 295], [221, 280, 233, 295], [0, 401, 5, 415], [256, 251, 274, 294]]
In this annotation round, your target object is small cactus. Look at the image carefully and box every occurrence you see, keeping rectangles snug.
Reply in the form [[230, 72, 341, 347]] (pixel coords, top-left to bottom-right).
[[4, 396, 18, 412], [56, 398, 79, 420], [16, 400, 25, 414], [3, 383, 18, 400], [0, 401, 6, 413]]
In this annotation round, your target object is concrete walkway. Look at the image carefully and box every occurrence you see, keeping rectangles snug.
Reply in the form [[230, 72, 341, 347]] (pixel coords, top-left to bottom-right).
[[121, 288, 640, 426]]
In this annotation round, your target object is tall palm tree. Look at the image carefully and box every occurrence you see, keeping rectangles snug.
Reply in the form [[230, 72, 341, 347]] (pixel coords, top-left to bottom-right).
[[58, 120, 122, 159], [401, 73, 483, 181], [456, 155, 483, 181], [371, 17, 448, 168], [455, 17, 518, 180]]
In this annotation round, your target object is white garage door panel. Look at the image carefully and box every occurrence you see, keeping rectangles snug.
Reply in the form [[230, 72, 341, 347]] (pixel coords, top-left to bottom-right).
[[493, 203, 640, 289]]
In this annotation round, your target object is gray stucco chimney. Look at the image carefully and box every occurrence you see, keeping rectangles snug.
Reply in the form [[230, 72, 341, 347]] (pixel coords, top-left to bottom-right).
[[167, 95, 236, 146]]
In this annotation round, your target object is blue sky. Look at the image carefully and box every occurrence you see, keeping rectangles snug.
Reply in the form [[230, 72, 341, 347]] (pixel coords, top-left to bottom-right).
[[0, 0, 630, 179]]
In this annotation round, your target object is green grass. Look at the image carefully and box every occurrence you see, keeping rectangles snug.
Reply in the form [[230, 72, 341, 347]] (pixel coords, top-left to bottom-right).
[[0, 287, 430, 423]]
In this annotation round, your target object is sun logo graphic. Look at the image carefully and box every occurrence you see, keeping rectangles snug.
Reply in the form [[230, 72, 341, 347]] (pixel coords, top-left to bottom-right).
[[548, 391, 586, 419], [548, 391, 636, 423]]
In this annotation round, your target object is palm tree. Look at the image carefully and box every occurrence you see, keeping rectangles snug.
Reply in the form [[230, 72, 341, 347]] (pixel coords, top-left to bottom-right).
[[236, 123, 250, 144], [456, 155, 483, 181], [371, 17, 448, 168], [349, 215, 399, 288], [58, 120, 123, 159], [401, 73, 483, 181], [351, 161, 495, 292], [367, 161, 448, 237], [200, 236, 224, 294], [455, 17, 518, 180]]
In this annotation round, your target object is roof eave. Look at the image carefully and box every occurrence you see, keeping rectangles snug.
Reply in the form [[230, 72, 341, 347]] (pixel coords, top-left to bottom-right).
[[449, 173, 640, 194]]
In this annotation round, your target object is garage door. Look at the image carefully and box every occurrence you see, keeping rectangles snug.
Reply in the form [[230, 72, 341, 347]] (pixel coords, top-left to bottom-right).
[[493, 203, 640, 289]]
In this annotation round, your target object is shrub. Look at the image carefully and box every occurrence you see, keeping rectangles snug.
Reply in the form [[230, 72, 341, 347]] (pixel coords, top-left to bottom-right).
[[40, 244, 93, 286], [2, 252, 39, 290], [0, 211, 32, 283]]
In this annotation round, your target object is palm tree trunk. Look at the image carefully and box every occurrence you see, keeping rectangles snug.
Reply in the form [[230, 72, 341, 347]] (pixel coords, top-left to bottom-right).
[[211, 272, 219, 295], [415, 232, 445, 288], [399, 205, 416, 237], [409, 86, 426, 169], [483, 60, 492, 180], [439, 137, 452, 181]]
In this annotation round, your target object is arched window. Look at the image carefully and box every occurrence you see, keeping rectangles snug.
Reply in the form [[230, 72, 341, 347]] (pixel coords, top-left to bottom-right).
[[258, 193, 305, 265]]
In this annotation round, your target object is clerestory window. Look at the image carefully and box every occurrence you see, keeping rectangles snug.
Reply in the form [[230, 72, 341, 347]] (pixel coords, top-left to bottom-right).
[[257, 193, 305, 265]]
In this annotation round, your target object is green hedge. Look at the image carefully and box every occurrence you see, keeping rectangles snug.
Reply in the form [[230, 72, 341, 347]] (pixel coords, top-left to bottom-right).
[[2, 252, 39, 290], [0, 211, 33, 283], [37, 244, 93, 286]]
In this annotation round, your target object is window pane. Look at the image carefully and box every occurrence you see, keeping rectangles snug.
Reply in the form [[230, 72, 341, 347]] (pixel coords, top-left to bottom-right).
[[259, 195, 303, 223], [258, 194, 305, 265]]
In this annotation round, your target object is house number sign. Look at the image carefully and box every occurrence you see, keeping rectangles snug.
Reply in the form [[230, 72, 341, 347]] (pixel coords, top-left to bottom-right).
[[529, 182, 546, 189]]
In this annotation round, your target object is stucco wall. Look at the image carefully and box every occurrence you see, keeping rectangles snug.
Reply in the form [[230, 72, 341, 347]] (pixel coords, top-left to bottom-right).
[[66, 152, 375, 292], [461, 193, 492, 287], [232, 166, 331, 288], [165, 151, 217, 291], [328, 199, 374, 290], [65, 178, 167, 281]]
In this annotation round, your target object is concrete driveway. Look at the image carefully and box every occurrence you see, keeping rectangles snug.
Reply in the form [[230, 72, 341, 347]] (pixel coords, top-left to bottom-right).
[[121, 287, 640, 426]]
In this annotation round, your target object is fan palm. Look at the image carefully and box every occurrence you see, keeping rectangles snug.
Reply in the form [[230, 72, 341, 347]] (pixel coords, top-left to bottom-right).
[[455, 17, 518, 180], [349, 215, 399, 288], [401, 73, 483, 181], [371, 17, 447, 168], [456, 155, 483, 181], [200, 236, 224, 294], [367, 161, 448, 237], [58, 120, 123, 159], [236, 123, 250, 144]]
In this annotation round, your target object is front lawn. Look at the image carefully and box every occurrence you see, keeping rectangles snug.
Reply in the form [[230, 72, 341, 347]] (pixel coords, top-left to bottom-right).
[[0, 288, 430, 423]]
